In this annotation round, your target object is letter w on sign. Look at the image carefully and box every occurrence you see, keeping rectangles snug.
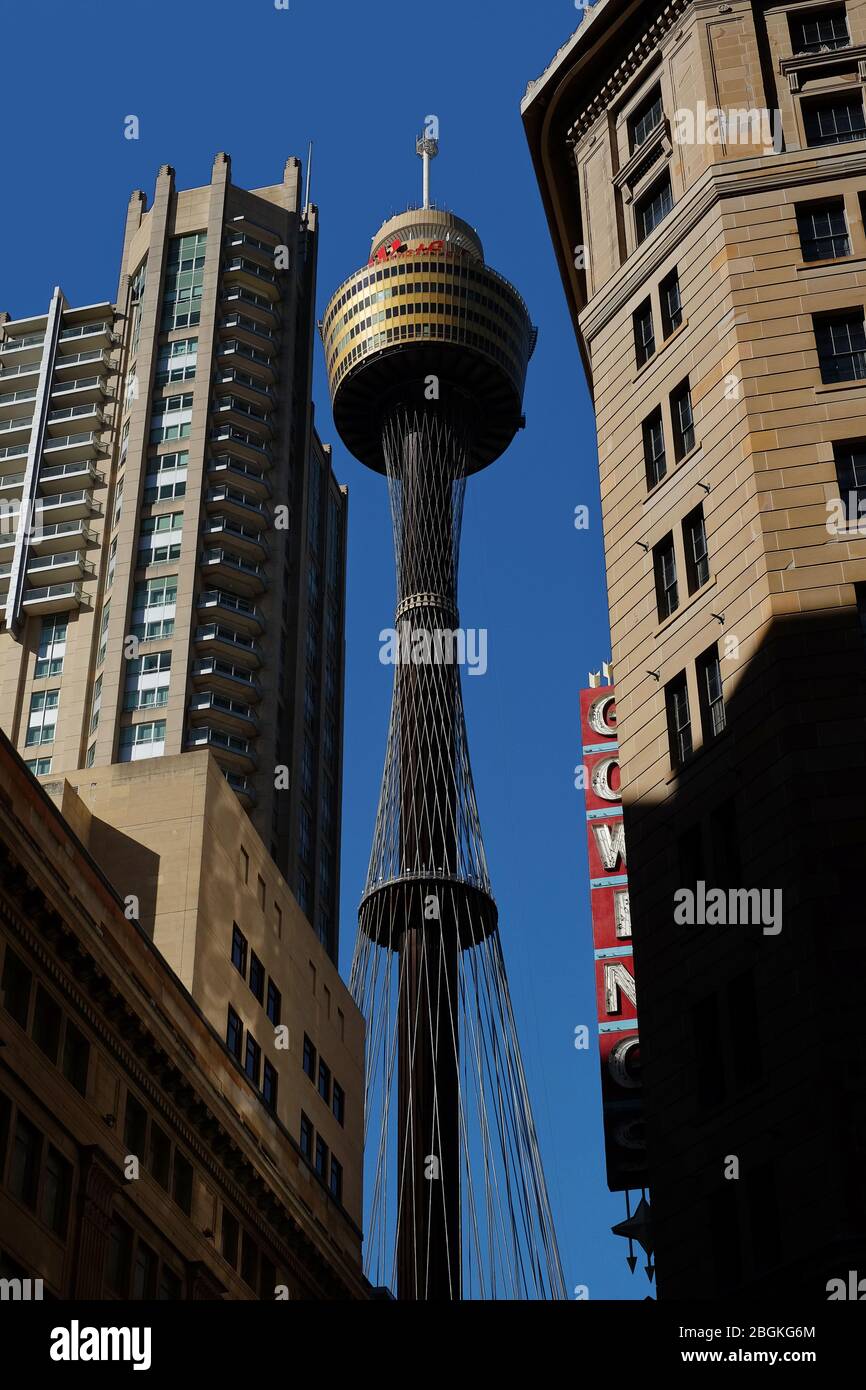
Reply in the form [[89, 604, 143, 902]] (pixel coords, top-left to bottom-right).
[[592, 821, 626, 872]]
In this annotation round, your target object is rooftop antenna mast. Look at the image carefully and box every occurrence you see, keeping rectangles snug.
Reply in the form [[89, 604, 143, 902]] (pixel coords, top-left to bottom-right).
[[415, 132, 439, 209], [304, 140, 313, 216]]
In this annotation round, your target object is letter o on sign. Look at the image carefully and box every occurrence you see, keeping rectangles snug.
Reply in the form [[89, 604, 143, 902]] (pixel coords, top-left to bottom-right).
[[588, 694, 617, 737], [591, 756, 620, 802], [607, 1035, 641, 1089]]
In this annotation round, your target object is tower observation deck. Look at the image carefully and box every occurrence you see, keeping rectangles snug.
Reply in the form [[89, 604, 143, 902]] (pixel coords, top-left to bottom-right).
[[322, 139, 563, 1301]]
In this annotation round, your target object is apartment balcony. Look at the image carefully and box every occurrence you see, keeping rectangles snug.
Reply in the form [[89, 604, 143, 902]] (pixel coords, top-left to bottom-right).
[[205, 485, 269, 530], [213, 367, 276, 408], [0, 413, 33, 446], [223, 769, 257, 807], [202, 515, 268, 562], [0, 472, 24, 500], [199, 546, 265, 595], [217, 314, 278, 356], [0, 362, 42, 393], [42, 431, 101, 464], [46, 403, 104, 435], [224, 230, 279, 265], [215, 338, 276, 384], [27, 548, 93, 586], [53, 349, 110, 378], [0, 387, 37, 418], [220, 287, 280, 328], [21, 581, 83, 613], [196, 587, 264, 635], [188, 689, 260, 737], [222, 257, 281, 302], [50, 375, 107, 406], [210, 425, 272, 468], [29, 519, 96, 555], [212, 396, 273, 439], [207, 456, 271, 500], [37, 489, 96, 523], [58, 320, 116, 353], [194, 621, 261, 668], [191, 656, 262, 703], [38, 459, 100, 493], [0, 332, 45, 367], [185, 723, 257, 771]]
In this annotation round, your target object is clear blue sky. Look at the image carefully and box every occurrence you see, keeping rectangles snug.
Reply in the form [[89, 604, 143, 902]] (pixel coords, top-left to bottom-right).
[[1, 0, 642, 1298]]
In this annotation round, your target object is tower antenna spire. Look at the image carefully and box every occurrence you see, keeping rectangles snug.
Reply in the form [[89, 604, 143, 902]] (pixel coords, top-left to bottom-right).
[[415, 132, 439, 209]]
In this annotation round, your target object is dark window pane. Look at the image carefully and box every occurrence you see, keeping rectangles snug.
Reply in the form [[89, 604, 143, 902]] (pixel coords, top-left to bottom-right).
[[226, 1005, 243, 1060], [711, 799, 743, 888], [660, 269, 683, 337], [793, 9, 850, 53], [317, 1059, 330, 1103], [630, 86, 664, 150], [671, 379, 695, 460], [666, 673, 692, 767], [692, 994, 726, 1109], [32, 986, 62, 1064], [332, 1081, 345, 1127], [643, 408, 666, 489], [244, 1034, 261, 1086], [231, 924, 247, 977], [249, 953, 265, 1004], [678, 825, 705, 889], [653, 534, 678, 620], [683, 506, 710, 593], [834, 441, 866, 520], [329, 1156, 343, 1202], [62, 1021, 89, 1096], [804, 97, 866, 147], [173, 1152, 193, 1215], [636, 174, 673, 243], [123, 1094, 147, 1159], [241, 1229, 258, 1289], [148, 1123, 171, 1189], [797, 200, 850, 261], [1, 948, 32, 1029], [262, 1059, 278, 1110], [42, 1145, 72, 1238], [300, 1112, 313, 1159], [698, 645, 726, 740], [266, 980, 281, 1026], [106, 1215, 133, 1296], [131, 1240, 158, 1300], [9, 1113, 41, 1209], [633, 299, 655, 367], [259, 1255, 276, 1300], [302, 1034, 316, 1079], [815, 313, 866, 383], [158, 1265, 182, 1300], [222, 1209, 239, 1267], [314, 1135, 328, 1178]]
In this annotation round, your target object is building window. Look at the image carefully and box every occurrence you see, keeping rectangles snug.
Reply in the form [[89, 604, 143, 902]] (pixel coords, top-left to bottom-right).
[[33, 986, 62, 1063], [630, 84, 664, 151], [796, 199, 850, 261], [317, 1058, 331, 1103], [660, 268, 683, 338], [25, 758, 52, 776], [138, 511, 183, 567], [9, 1112, 42, 1209], [815, 311, 866, 383], [144, 450, 188, 504], [636, 173, 673, 244], [155, 338, 198, 385], [678, 824, 705, 888], [249, 951, 264, 1003], [158, 1266, 183, 1300], [712, 798, 743, 888], [89, 674, 102, 734], [653, 533, 678, 621], [834, 441, 866, 521], [132, 1241, 158, 1300], [314, 1134, 328, 1180], [106, 1215, 133, 1296], [266, 979, 281, 1026], [332, 1081, 345, 1127], [131, 575, 177, 642], [329, 1156, 343, 1203], [643, 407, 666, 489], [241, 1231, 258, 1290], [683, 505, 710, 593], [172, 1152, 193, 1216], [300, 1112, 313, 1159], [697, 645, 726, 741], [162, 232, 207, 331], [26, 689, 59, 746], [226, 1005, 243, 1060], [221, 1209, 239, 1268], [1, 947, 32, 1028], [299, 806, 312, 864], [148, 1123, 171, 1190], [124, 651, 171, 711], [62, 1020, 89, 1095], [118, 720, 166, 762], [303, 1034, 316, 1080], [262, 1059, 278, 1110], [671, 379, 695, 460], [666, 672, 693, 768], [791, 7, 850, 54], [244, 1034, 261, 1087], [803, 95, 866, 147], [633, 299, 655, 368], [42, 1146, 72, 1238], [257, 874, 266, 910], [124, 1093, 147, 1158], [231, 924, 248, 978], [35, 617, 67, 679]]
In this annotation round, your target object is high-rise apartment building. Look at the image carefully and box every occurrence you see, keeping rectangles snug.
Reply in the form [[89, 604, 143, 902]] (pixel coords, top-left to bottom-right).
[[524, 0, 866, 1296], [0, 154, 345, 959]]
